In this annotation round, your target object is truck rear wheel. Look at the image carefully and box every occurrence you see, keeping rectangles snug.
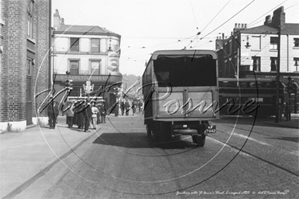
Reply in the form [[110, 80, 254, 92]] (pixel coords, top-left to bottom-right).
[[192, 134, 206, 147], [153, 122, 172, 142], [146, 124, 152, 138]]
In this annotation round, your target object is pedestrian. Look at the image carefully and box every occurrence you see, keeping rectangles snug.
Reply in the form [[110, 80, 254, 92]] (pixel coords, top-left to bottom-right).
[[96, 103, 101, 124], [47, 96, 59, 129], [82, 100, 92, 132], [73, 101, 84, 129], [66, 101, 74, 128], [138, 101, 143, 113], [99, 104, 106, 123], [124, 100, 130, 116], [132, 101, 136, 116], [91, 103, 99, 129], [114, 101, 119, 117], [120, 100, 125, 115]]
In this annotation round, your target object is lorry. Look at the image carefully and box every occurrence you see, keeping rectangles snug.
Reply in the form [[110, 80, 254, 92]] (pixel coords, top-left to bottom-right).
[[142, 50, 219, 147]]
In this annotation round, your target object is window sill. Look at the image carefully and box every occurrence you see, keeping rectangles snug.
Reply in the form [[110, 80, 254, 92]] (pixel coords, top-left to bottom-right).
[[292, 47, 299, 49], [269, 49, 278, 52], [27, 38, 36, 44]]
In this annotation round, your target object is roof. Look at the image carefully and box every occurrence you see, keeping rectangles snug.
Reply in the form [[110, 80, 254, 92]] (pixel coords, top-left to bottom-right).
[[240, 23, 299, 35], [240, 25, 277, 34], [151, 50, 218, 60], [54, 24, 121, 37], [281, 23, 299, 35]]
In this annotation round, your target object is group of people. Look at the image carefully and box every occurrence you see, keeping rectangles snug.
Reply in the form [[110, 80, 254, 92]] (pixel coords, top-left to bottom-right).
[[47, 97, 107, 131], [119, 99, 143, 116], [66, 101, 107, 132]]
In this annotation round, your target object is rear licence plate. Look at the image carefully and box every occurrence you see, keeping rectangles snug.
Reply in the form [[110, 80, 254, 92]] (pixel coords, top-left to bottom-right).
[[205, 125, 216, 134]]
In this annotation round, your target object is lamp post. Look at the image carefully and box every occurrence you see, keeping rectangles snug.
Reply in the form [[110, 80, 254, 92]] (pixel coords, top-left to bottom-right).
[[275, 25, 281, 123]]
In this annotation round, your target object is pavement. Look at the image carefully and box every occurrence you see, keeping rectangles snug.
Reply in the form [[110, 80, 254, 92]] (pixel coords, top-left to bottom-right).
[[0, 112, 298, 199], [263, 113, 299, 129], [0, 116, 103, 199]]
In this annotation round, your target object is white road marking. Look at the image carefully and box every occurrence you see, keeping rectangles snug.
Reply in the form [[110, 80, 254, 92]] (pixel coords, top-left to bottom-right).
[[207, 137, 252, 157], [232, 132, 271, 146]]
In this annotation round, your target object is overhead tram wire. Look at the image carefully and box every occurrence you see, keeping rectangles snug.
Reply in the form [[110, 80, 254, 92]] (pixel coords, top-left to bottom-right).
[[191, 0, 232, 48], [248, 0, 287, 27], [189, 0, 199, 30], [198, 0, 256, 41], [248, 1, 299, 28]]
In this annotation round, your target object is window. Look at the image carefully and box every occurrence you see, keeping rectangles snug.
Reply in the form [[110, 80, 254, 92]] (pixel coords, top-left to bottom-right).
[[27, 58, 33, 75], [252, 56, 261, 71], [251, 36, 261, 50], [91, 38, 100, 53], [27, 0, 34, 38], [69, 60, 79, 75], [270, 57, 278, 71], [294, 38, 299, 47], [270, 37, 278, 50], [70, 38, 79, 52], [90, 60, 101, 75], [294, 57, 299, 72]]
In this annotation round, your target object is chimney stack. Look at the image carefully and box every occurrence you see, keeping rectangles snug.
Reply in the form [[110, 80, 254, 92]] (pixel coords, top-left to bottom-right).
[[272, 6, 285, 28], [53, 9, 61, 30], [264, 15, 272, 26], [233, 23, 247, 33]]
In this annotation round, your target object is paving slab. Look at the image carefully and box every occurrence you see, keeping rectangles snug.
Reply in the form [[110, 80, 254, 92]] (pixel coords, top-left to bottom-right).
[[0, 122, 97, 199]]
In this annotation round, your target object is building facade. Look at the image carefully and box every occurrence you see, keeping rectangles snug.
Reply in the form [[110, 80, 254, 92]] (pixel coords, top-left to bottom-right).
[[52, 10, 122, 108], [216, 7, 299, 85], [0, 0, 51, 132]]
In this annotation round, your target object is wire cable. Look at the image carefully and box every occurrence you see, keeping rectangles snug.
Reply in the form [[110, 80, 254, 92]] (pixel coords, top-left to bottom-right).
[[248, 0, 288, 27], [199, 0, 256, 40]]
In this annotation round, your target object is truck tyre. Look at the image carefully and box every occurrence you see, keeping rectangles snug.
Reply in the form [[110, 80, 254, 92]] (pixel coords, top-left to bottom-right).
[[146, 124, 152, 138], [197, 135, 206, 147], [161, 122, 172, 142], [192, 134, 206, 147]]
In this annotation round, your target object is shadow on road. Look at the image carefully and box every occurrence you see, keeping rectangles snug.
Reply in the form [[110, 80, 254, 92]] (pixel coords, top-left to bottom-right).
[[92, 132, 197, 149], [214, 115, 298, 129], [268, 136, 299, 143]]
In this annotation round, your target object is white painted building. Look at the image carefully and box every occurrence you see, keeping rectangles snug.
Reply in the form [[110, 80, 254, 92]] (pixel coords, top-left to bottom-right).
[[216, 7, 299, 84], [51, 10, 122, 107]]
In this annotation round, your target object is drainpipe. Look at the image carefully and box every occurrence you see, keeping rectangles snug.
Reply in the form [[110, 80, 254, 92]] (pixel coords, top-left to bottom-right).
[[49, 0, 52, 90], [287, 34, 289, 71]]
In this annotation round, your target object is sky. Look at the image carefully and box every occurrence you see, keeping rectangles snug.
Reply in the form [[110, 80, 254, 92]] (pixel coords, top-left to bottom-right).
[[52, 0, 299, 76]]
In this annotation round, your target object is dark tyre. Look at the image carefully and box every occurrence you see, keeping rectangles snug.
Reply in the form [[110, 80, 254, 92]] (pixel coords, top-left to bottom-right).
[[146, 124, 152, 138], [161, 122, 172, 141], [192, 134, 206, 147]]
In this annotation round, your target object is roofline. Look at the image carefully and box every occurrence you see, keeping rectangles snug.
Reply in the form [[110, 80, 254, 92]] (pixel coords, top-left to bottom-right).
[[53, 30, 121, 38], [151, 50, 218, 60]]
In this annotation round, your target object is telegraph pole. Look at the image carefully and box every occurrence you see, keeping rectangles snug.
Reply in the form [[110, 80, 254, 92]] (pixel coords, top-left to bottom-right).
[[275, 25, 281, 123]]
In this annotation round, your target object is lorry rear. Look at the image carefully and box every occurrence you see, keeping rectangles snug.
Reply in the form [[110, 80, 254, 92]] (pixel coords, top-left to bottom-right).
[[142, 50, 219, 147]]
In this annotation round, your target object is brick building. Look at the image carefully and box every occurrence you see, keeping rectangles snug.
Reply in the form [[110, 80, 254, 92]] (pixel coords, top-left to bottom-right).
[[51, 10, 122, 108], [216, 6, 299, 85], [0, 0, 51, 132]]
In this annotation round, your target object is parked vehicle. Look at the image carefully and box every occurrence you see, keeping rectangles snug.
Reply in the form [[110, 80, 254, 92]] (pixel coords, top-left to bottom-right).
[[142, 50, 219, 147]]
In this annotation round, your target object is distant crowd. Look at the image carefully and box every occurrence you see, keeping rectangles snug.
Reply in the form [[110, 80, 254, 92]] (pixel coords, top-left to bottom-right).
[[46, 97, 143, 131]]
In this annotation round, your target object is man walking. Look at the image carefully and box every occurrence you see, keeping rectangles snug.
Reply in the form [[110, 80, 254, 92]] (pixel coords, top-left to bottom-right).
[[47, 96, 59, 129]]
